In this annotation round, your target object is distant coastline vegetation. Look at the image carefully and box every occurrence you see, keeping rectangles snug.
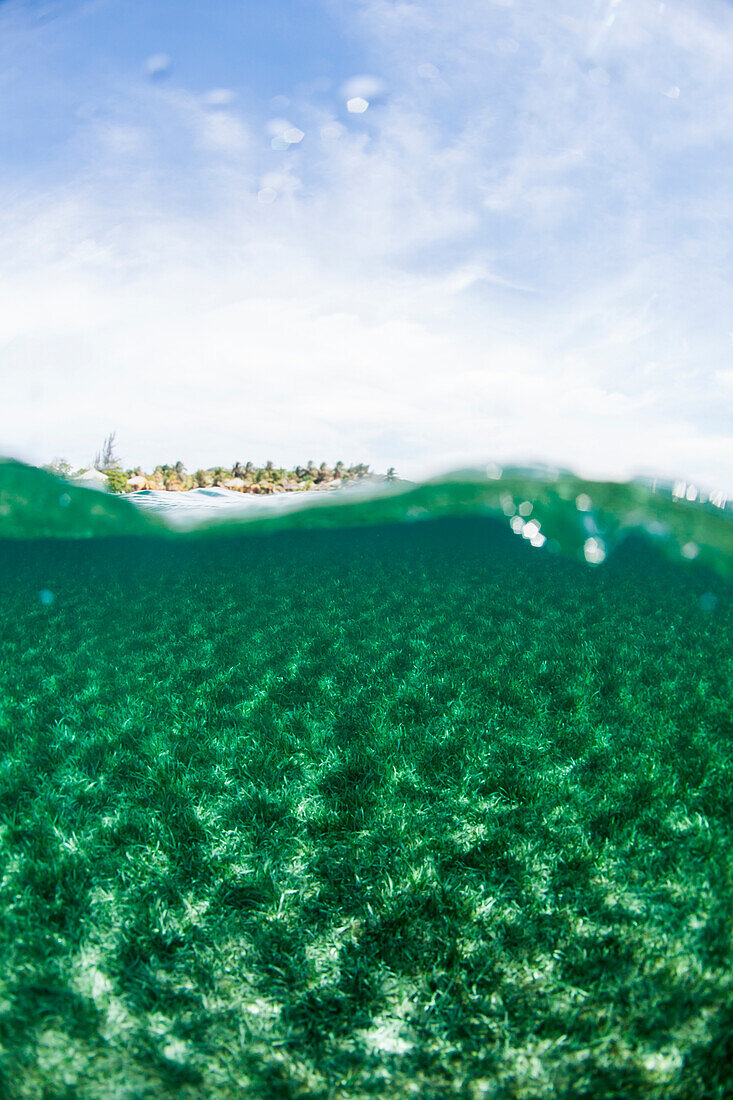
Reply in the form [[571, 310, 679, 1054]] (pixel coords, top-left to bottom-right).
[[44, 433, 398, 495]]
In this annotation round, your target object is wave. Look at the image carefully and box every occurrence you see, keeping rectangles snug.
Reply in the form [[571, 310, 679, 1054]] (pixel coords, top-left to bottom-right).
[[1, 459, 731, 578]]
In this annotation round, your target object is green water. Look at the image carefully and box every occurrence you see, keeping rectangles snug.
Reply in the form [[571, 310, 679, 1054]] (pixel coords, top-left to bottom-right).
[[0, 462, 731, 1098]]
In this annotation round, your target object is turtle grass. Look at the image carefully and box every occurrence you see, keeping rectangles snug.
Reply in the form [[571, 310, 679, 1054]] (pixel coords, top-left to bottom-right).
[[0, 517, 731, 1098]]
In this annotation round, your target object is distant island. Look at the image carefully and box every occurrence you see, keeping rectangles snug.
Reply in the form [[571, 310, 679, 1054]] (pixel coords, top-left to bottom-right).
[[45, 435, 398, 495]]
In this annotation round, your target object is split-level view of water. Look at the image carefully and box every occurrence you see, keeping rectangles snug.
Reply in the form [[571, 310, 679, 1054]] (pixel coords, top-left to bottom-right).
[[0, 460, 731, 1098]]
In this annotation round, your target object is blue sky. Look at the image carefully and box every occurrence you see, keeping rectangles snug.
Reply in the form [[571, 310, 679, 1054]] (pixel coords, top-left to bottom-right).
[[1, 0, 732, 489]]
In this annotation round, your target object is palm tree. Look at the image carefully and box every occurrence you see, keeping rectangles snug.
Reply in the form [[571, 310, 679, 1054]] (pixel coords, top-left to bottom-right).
[[164, 471, 182, 491], [386, 467, 396, 482]]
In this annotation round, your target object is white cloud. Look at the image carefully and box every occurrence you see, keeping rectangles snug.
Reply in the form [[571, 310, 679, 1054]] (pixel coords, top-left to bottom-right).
[[341, 74, 387, 100], [1, 0, 732, 491], [1, 186, 730, 492], [197, 111, 249, 153], [202, 87, 236, 109], [96, 122, 146, 155]]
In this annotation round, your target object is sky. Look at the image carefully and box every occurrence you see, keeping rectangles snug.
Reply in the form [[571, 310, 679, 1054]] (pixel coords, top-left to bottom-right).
[[1, 0, 732, 489]]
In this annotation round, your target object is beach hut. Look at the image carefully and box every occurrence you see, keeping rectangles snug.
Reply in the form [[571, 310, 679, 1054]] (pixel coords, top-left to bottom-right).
[[71, 468, 110, 491]]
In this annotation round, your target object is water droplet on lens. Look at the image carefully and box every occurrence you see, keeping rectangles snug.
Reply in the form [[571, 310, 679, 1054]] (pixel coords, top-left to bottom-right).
[[39, 589, 55, 606], [583, 537, 606, 565], [145, 53, 171, 78], [699, 592, 718, 612]]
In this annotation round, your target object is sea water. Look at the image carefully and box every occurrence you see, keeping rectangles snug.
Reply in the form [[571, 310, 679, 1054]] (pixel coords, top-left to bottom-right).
[[0, 460, 731, 1099]]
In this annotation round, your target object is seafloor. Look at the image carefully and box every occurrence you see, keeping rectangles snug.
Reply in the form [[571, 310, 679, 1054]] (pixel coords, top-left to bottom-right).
[[0, 517, 731, 1098]]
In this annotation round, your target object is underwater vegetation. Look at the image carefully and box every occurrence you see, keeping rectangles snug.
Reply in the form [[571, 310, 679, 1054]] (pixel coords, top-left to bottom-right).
[[0, 463, 731, 1097]]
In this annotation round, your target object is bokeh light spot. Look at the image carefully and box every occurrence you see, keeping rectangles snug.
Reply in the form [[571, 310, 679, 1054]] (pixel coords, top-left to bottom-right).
[[583, 537, 606, 565], [145, 53, 171, 78]]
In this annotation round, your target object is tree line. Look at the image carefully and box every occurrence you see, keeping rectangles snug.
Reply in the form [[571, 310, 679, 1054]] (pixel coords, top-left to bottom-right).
[[46, 434, 397, 493]]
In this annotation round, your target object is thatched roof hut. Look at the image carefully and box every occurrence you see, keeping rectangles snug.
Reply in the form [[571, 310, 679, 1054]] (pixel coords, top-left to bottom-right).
[[72, 469, 110, 491], [126, 474, 148, 491]]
